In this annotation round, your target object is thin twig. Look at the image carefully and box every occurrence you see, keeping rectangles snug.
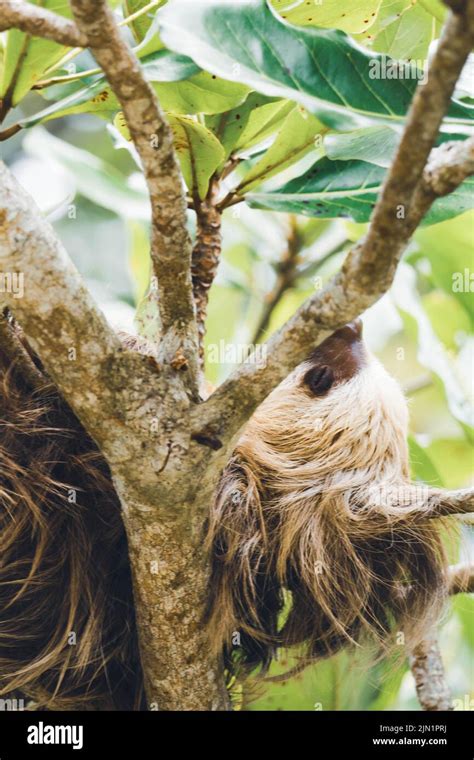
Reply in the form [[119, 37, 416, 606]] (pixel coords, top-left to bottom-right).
[[251, 216, 301, 344]]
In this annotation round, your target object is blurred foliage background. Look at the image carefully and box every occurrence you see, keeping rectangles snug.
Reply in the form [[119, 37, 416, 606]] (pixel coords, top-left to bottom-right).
[[0, 0, 472, 710]]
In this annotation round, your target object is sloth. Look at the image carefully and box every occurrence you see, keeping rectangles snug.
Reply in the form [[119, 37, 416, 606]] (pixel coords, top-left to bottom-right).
[[206, 319, 446, 675], [0, 317, 446, 709]]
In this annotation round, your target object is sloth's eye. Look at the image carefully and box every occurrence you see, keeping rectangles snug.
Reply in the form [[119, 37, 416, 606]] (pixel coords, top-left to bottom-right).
[[303, 365, 334, 396]]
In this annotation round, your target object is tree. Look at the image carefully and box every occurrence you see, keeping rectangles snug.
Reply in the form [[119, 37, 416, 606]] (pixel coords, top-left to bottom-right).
[[0, 0, 473, 711]]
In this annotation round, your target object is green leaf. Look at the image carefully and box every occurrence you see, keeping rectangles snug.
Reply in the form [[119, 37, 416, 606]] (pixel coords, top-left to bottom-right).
[[115, 111, 225, 199], [153, 72, 250, 115], [234, 98, 295, 153], [19, 50, 201, 128], [356, 0, 446, 60], [167, 115, 225, 199], [247, 154, 474, 225], [237, 106, 324, 193], [324, 126, 465, 169], [355, 0, 420, 51], [206, 95, 293, 160], [418, 0, 447, 24], [1, 0, 72, 105], [23, 128, 151, 220], [157, 0, 474, 131], [271, 0, 382, 34], [371, 2, 442, 61], [324, 126, 400, 168]]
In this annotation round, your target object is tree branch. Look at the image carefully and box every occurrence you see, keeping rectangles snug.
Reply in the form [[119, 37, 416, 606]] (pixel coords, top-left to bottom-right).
[[191, 177, 222, 368], [448, 562, 474, 594], [69, 0, 199, 394], [409, 636, 453, 711], [0, 161, 165, 471], [0, 0, 86, 47], [194, 3, 474, 453]]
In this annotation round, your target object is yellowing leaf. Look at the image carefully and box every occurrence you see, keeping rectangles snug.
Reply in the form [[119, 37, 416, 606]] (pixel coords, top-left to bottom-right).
[[271, 0, 382, 34], [237, 106, 324, 193], [167, 115, 225, 199], [153, 72, 249, 115]]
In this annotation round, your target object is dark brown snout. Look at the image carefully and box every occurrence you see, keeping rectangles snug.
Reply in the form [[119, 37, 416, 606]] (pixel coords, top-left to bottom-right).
[[306, 319, 367, 389]]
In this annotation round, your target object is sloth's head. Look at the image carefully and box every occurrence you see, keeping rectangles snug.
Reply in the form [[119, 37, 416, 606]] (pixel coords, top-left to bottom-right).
[[207, 321, 446, 675]]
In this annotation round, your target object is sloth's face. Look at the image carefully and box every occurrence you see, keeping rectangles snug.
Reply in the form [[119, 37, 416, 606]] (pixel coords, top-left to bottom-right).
[[240, 321, 409, 481]]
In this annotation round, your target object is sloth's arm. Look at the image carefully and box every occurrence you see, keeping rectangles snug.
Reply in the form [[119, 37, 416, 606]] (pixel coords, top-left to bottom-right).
[[362, 485, 474, 525]]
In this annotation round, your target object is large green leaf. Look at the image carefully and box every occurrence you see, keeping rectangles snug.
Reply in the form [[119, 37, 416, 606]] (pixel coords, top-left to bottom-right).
[[324, 125, 466, 169], [237, 106, 324, 193], [271, 0, 382, 34], [157, 0, 474, 132], [246, 154, 474, 226], [1, 0, 72, 105], [324, 126, 400, 168], [133, 1, 170, 57]]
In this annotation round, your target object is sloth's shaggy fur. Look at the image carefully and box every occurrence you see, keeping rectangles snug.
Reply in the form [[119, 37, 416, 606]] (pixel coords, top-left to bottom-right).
[[207, 325, 447, 674], [0, 338, 145, 710], [0, 321, 447, 707]]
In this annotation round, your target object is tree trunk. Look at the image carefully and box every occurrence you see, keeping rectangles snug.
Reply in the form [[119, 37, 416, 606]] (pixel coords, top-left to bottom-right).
[[117, 486, 230, 711]]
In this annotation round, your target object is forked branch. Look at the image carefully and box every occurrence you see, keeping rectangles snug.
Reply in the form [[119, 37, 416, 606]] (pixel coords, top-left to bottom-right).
[[70, 0, 199, 392]]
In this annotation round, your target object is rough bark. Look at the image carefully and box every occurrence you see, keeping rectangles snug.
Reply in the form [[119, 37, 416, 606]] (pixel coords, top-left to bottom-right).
[[409, 637, 453, 711], [117, 489, 229, 710], [191, 179, 222, 366]]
